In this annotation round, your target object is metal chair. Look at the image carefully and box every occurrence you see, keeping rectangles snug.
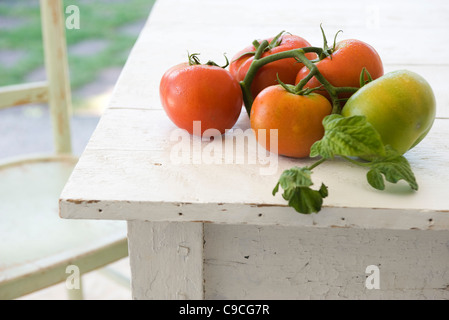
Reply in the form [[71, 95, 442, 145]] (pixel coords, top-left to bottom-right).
[[0, 0, 128, 300]]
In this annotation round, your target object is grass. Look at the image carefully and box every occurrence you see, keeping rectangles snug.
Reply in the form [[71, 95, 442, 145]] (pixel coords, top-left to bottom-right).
[[0, 0, 155, 111]]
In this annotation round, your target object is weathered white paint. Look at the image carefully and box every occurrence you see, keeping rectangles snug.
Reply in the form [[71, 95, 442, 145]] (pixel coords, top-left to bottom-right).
[[59, 109, 449, 231], [59, 0, 449, 299], [204, 224, 449, 300], [127, 221, 204, 300]]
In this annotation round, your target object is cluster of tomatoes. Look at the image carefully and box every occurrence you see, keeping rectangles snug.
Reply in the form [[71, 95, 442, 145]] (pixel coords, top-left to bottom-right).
[[159, 30, 435, 159]]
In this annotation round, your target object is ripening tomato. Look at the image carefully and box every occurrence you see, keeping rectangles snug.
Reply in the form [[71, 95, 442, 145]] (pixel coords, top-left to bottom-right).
[[342, 70, 436, 155], [250, 85, 332, 158], [160, 60, 243, 136], [230, 33, 316, 100], [295, 39, 383, 102]]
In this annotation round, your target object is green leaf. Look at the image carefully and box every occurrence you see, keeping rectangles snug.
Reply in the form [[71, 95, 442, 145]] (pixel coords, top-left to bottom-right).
[[366, 168, 385, 190], [367, 145, 418, 191], [318, 183, 329, 198], [272, 167, 328, 214], [272, 182, 280, 196], [286, 185, 328, 214], [310, 114, 386, 159]]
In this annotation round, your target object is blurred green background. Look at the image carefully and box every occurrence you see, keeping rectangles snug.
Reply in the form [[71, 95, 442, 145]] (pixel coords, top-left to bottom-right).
[[0, 0, 155, 113]]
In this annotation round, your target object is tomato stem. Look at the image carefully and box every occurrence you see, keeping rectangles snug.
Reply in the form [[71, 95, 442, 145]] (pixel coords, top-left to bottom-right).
[[240, 45, 359, 116], [188, 52, 202, 66], [306, 157, 327, 171], [332, 30, 343, 52], [359, 67, 373, 87], [268, 30, 286, 49], [319, 23, 332, 60], [340, 155, 372, 167], [187, 52, 229, 68], [294, 65, 317, 92], [239, 40, 271, 113], [276, 74, 297, 94]]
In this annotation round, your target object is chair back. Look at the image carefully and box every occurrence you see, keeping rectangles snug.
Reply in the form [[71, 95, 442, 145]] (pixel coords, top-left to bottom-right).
[[0, 0, 72, 155]]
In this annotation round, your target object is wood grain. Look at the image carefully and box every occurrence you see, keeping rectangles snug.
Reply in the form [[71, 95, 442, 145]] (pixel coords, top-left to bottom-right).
[[60, 108, 449, 231]]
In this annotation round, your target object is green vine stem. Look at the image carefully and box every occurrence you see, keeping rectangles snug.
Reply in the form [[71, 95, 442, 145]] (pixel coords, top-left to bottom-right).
[[239, 41, 359, 116], [188, 52, 229, 68], [305, 154, 371, 177], [306, 157, 327, 170]]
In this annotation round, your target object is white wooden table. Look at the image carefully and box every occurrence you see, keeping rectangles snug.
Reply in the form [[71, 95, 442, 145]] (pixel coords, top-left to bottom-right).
[[60, 0, 449, 299]]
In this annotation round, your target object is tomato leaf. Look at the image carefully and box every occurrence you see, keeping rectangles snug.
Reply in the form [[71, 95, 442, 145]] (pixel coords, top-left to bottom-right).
[[366, 145, 418, 191], [273, 107, 418, 215], [310, 114, 386, 159], [273, 167, 328, 214], [366, 169, 385, 190]]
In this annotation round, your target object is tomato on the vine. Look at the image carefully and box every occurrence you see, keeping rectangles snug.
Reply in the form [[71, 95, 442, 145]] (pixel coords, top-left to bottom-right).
[[230, 32, 316, 100], [342, 69, 436, 155], [160, 54, 243, 136], [295, 39, 384, 102], [250, 85, 332, 158]]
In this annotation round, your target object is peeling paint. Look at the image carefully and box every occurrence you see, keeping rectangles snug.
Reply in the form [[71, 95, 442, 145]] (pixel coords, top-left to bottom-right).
[[66, 199, 101, 205]]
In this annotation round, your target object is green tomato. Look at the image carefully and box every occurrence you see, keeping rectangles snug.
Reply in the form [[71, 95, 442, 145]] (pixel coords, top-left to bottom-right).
[[342, 69, 436, 155]]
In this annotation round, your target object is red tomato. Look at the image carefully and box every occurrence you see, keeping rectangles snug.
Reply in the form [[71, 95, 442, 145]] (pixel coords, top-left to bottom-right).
[[250, 85, 332, 158], [230, 33, 316, 100], [295, 39, 384, 102], [160, 62, 243, 136]]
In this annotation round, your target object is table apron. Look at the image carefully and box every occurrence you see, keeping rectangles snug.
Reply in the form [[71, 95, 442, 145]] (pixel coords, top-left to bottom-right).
[[127, 221, 449, 300]]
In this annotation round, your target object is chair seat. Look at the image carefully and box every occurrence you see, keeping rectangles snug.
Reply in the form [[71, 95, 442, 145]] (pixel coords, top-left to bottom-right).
[[0, 156, 128, 299]]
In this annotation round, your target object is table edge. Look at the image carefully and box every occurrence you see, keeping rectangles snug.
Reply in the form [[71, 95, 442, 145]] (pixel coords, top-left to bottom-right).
[[59, 198, 449, 231]]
